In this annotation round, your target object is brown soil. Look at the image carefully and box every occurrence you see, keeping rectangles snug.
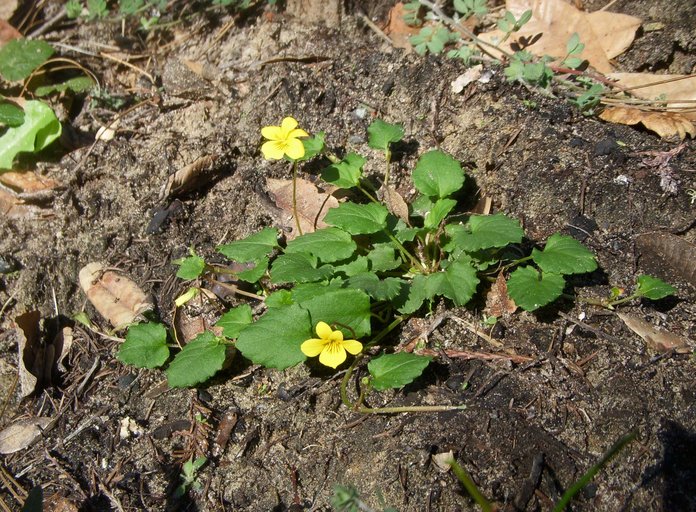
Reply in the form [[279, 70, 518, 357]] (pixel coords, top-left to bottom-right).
[[1, 1, 695, 511]]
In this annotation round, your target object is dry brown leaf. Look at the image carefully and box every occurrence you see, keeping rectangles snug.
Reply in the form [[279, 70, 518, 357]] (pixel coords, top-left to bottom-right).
[[159, 154, 219, 200], [15, 311, 44, 398], [55, 326, 74, 373], [599, 107, 695, 139], [382, 2, 421, 50], [45, 494, 79, 512], [485, 273, 518, 318], [609, 73, 696, 121], [431, 451, 454, 472], [79, 262, 153, 328], [481, 0, 639, 74], [266, 177, 339, 240], [0, 19, 20, 42], [0, 417, 52, 454], [380, 184, 410, 224], [0, 170, 61, 196], [636, 232, 696, 288], [617, 313, 692, 354]]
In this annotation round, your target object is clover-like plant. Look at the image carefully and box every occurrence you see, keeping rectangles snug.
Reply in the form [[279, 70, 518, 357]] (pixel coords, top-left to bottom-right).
[[118, 118, 675, 415]]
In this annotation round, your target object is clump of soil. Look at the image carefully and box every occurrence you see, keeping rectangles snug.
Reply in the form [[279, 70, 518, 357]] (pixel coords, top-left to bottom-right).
[[0, 1, 694, 511]]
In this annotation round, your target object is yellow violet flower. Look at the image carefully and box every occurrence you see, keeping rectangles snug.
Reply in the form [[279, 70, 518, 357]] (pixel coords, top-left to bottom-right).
[[261, 116, 309, 160], [301, 321, 363, 369]]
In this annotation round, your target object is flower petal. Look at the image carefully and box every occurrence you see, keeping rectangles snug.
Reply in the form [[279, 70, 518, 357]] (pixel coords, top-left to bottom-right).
[[261, 140, 285, 160], [301, 338, 325, 357], [284, 138, 306, 160], [288, 128, 309, 139], [315, 321, 333, 340], [280, 117, 299, 134], [342, 339, 363, 355], [329, 329, 343, 342], [319, 343, 347, 368], [261, 125, 282, 140]]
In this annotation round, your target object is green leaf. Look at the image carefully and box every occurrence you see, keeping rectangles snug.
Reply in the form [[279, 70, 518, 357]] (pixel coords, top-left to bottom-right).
[[635, 275, 677, 300], [265, 289, 294, 308], [531, 234, 597, 275], [174, 254, 205, 280], [0, 39, 54, 82], [333, 255, 369, 277], [235, 304, 311, 369], [86, 0, 108, 19], [166, 332, 227, 388], [566, 32, 583, 54], [217, 228, 278, 262], [0, 102, 24, 127], [507, 266, 565, 311], [324, 201, 388, 234], [320, 153, 365, 189], [290, 280, 344, 303], [215, 304, 253, 338], [424, 198, 456, 229], [285, 227, 356, 263], [34, 76, 95, 97], [270, 253, 333, 284], [295, 132, 325, 162], [444, 213, 523, 252], [0, 100, 62, 170], [427, 258, 479, 306], [299, 288, 371, 338], [412, 150, 464, 198], [345, 273, 406, 301], [118, 322, 169, 369], [411, 194, 434, 217], [367, 119, 404, 151], [368, 243, 401, 272], [396, 275, 428, 314], [236, 257, 269, 283], [368, 353, 432, 390]]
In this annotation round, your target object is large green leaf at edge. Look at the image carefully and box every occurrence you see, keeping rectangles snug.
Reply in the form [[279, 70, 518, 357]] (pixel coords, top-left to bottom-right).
[[217, 227, 278, 262], [270, 253, 333, 284], [635, 275, 677, 300], [235, 304, 311, 369], [285, 227, 356, 263], [0, 100, 62, 170], [507, 266, 565, 311], [367, 119, 404, 151], [412, 150, 464, 198], [427, 258, 479, 306], [368, 353, 433, 390], [118, 323, 169, 369], [0, 39, 54, 81], [324, 201, 389, 234], [320, 152, 365, 189], [299, 288, 371, 339], [215, 304, 253, 338], [531, 233, 597, 275], [444, 213, 523, 252], [166, 332, 227, 387]]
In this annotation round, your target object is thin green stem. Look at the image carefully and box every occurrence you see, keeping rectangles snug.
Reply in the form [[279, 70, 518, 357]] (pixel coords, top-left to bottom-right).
[[383, 148, 391, 189], [291, 161, 303, 236], [448, 458, 494, 512], [383, 229, 426, 273], [500, 254, 533, 272], [357, 184, 380, 205]]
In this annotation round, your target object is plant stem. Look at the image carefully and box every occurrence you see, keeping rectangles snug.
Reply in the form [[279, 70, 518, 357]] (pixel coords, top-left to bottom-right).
[[500, 254, 533, 272], [383, 229, 426, 273], [383, 148, 391, 189], [291, 160, 303, 236], [357, 184, 380, 205], [448, 458, 494, 512]]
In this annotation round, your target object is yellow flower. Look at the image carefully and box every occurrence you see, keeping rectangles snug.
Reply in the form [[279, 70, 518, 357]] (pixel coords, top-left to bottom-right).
[[301, 321, 363, 369], [261, 116, 309, 160]]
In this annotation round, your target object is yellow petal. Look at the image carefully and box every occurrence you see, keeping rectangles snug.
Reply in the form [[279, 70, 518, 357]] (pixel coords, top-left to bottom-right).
[[261, 125, 282, 140], [319, 343, 347, 368], [284, 138, 306, 160], [329, 329, 343, 342], [301, 338, 325, 357], [280, 117, 299, 134], [315, 321, 333, 340], [342, 339, 363, 355], [288, 128, 309, 139], [261, 140, 285, 160]]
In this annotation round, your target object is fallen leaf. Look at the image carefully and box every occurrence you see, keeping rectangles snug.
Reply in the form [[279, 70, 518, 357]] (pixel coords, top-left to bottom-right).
[[379, 184, 410, 224], [599, 107, 695, 139], [584, 11, 641, 59], [55, 326, 74, 373], [159, 154, 219, 200], [0, 19, 21, 43], [266, 177, 339, 239], [79, 262, 153, 329], [0, 417, 52, 454], [0, 188, 36, 217], [382, 2, 421, 50], [485, 272, 517, 318], [451, 65, 483, 93], [609, 73, 696, 121], [431, 450, 454, 472], [44, 495, 79, 512], [15, 311, 43, 398], [0, 170, 61, 197], [617, 312, 691, 354], [635, 232, 696, 288]]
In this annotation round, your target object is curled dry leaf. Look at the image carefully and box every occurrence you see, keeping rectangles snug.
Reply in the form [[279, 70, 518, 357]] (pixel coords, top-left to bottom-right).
[[0, 170, 61, 199], [266, 177, 339, 239], [617, 313, 691, 354], [609, 73, 696, 121], [382, 2, 422, 50], [431, 450, 454, 473], [379, 184, 410, 224], [599, 107, 695, 139], [485, 272, 517, 318], [636, 232, 696, 288], [0, 417, 52, 454], [15, 310, 43, 398], [159, 154, 219, 200], [79, 262, 153, 328]]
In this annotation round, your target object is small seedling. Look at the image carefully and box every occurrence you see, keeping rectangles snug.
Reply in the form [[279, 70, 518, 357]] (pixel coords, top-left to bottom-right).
[[174, 456, 207, 498]]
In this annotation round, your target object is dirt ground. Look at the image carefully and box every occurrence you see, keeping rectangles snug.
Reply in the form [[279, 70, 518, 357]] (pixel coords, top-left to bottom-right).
[[1, 0, 695, 510]]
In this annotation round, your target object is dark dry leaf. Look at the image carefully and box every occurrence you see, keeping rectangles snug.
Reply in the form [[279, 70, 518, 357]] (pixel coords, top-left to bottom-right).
[[14, 310, 43, 398], [636, 232, 696, 288], [159, 154, 219, 200], [0, 417, 52, 454], [485, 272, 517, 318], [379, 184, 410, 224], [618, 313, 692, 353]]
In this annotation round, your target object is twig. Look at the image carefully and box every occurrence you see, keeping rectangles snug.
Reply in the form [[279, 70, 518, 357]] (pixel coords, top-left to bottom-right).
[[27, 7, 68, 38], [356, 11, 394, 46], [557, 312, 624, 344]]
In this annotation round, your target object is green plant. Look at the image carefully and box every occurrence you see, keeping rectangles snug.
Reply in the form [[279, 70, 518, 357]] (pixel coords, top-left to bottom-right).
[[174, 456, 207, 498], [331, 485, 397, 512]]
